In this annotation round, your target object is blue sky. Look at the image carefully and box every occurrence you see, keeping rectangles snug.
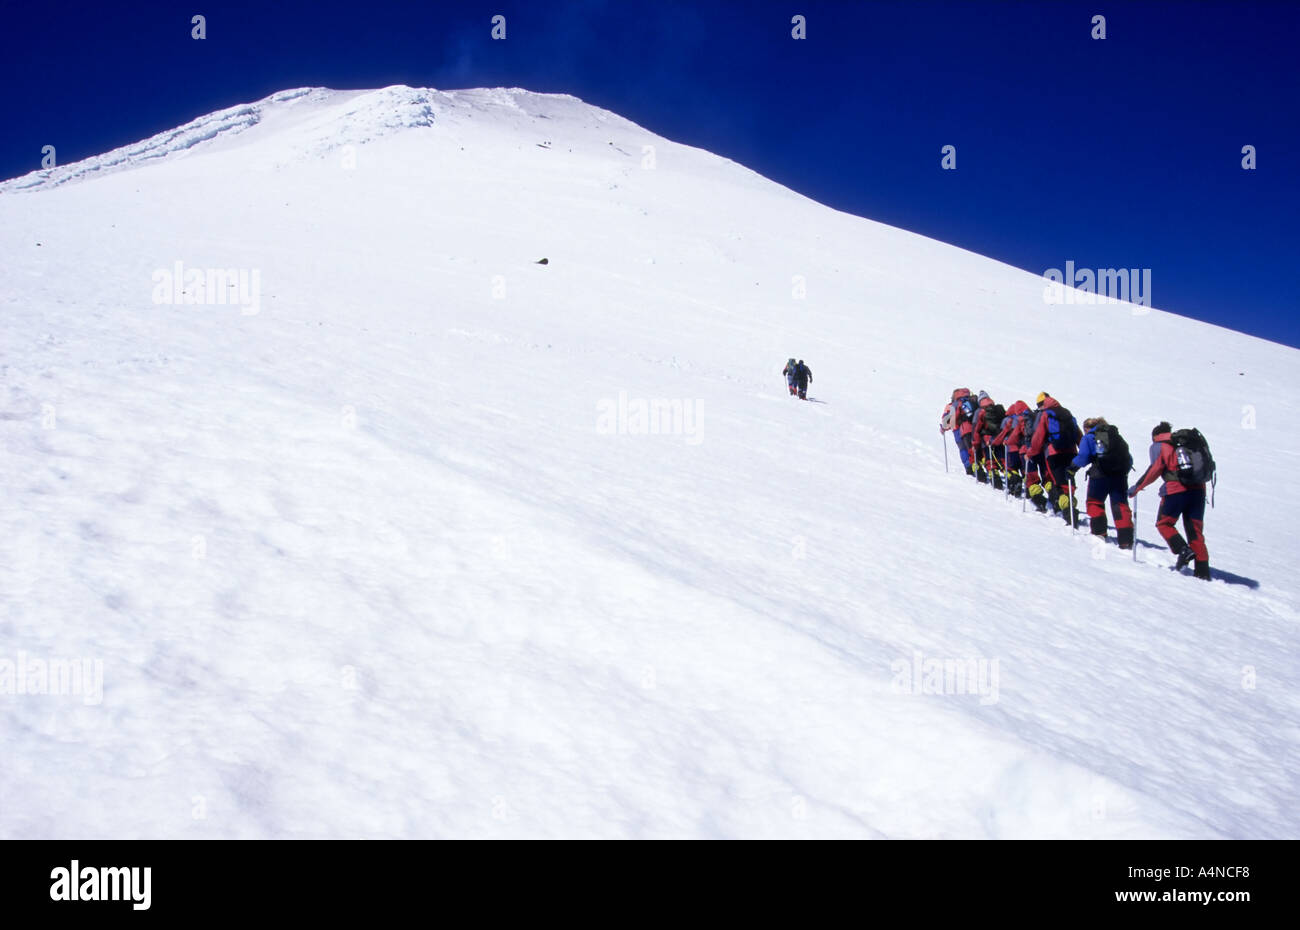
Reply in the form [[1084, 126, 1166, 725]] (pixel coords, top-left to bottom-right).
[[3, 0, 1296, 346]]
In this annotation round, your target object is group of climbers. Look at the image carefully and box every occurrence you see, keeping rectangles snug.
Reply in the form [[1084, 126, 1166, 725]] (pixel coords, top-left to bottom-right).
[[782, 358, 813, 399], [940, 388, 1216, 580]]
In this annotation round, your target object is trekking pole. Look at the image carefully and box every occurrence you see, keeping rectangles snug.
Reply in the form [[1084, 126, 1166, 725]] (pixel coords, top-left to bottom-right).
[[1132, 494, 1138, 563], [942, 432, 948, 473], [1070, 476, 1077, 534]]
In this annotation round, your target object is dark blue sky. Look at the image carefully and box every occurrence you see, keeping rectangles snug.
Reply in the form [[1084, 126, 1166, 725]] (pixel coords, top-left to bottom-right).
[[3, 0, 1296, 346]]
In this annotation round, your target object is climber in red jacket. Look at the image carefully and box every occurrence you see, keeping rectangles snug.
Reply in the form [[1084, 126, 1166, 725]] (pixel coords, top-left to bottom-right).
[[1025, 392, 1081, 523], [1129, 425, 1211, 579]]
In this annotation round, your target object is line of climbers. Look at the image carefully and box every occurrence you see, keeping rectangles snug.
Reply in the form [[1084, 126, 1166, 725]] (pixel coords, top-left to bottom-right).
[[939, 388, 1217, 581]]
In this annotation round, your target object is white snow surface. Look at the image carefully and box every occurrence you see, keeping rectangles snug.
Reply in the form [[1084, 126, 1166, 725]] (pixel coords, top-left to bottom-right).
[[2, 85, 1298, 839]]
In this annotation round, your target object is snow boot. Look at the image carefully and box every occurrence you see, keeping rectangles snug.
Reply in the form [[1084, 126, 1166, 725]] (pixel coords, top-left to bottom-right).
[[1193, 560, 1211, 581], [1173, 547, 1196, 572]]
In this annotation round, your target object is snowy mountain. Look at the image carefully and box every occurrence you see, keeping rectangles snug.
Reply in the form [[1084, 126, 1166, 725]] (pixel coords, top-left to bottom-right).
[[2, 85, 1297, 839]]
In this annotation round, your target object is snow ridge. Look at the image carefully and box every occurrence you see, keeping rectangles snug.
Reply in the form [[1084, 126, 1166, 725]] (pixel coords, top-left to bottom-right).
[[0, 85, 644, 195], [0, 89, 319, 193]]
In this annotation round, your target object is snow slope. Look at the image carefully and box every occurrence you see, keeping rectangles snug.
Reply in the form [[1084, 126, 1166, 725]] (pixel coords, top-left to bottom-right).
[[2, 85, 1297, 839]]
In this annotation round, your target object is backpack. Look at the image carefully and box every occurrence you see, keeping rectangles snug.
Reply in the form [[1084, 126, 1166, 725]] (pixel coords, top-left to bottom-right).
[[980, 403, 1006, 435], [1168, 428, 1216, 486], [1019, 411, 1038, 444], [1045, 405, 1080, 450], [1092, 424, 1131, 475], [956, 395, 977, 423]]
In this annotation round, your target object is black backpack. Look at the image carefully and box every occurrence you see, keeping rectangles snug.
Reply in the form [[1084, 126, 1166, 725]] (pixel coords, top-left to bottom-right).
[[1045, 404, 1080, 450], [980, 403, 1006, 435], [955, 395, 977, 423], [1022, 410, 1041, 444], [1093, 424, 1131, 475], [1168, 428, 1216, 486]]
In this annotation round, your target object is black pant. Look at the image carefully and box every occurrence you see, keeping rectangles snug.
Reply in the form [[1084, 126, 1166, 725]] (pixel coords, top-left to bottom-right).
[[1046, 452, 1076, 514]]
